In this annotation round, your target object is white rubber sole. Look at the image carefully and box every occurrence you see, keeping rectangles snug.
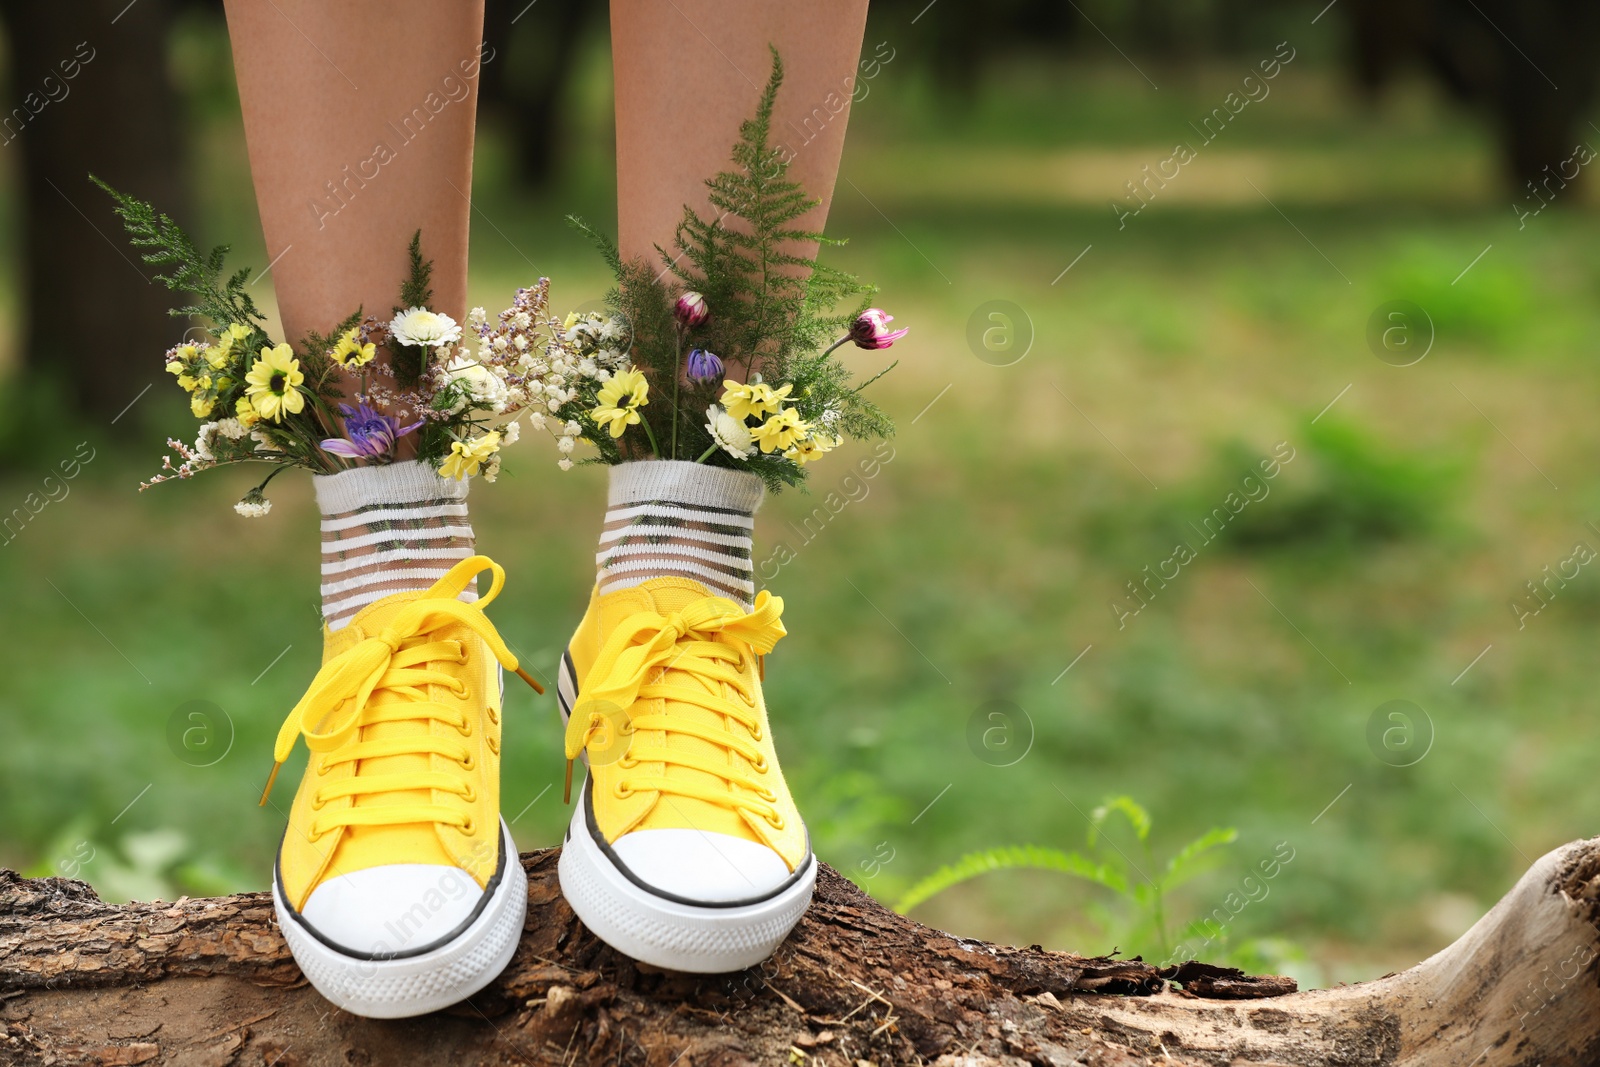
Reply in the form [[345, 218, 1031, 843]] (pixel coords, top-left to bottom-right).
[[272, 819, 527, 1018], [556, 651, 815, 972], [559, 800, 816, 973]]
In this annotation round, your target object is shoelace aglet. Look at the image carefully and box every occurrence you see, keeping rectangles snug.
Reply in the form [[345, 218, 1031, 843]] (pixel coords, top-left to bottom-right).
[[513, 665, 545, 695], [259, 761, 283, 807], [563, 758, 573, 804]]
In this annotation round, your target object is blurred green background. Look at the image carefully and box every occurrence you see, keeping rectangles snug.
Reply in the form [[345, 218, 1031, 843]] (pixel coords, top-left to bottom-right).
[[4, 1, 1600, 991]]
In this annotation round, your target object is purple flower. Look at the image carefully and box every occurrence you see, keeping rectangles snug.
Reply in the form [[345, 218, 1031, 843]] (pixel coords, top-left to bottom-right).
[[674, 291, 709, 328], [686, 347, 723, 382], [320, 402, 423, 459], [848, 308, 910, 350]]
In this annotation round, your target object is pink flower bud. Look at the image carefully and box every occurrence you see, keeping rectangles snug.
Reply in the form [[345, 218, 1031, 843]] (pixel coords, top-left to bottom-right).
[[674, 291, 709, 328], [848, 308, 909, 350]]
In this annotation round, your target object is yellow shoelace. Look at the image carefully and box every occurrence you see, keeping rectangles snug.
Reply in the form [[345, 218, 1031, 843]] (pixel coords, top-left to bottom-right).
[[563, 590, 786, 826], [260, 555, 542, 839]]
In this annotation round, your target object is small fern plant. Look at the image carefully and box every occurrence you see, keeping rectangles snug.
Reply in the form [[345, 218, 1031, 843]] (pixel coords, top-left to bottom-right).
[[893, 796, 1237, 961]]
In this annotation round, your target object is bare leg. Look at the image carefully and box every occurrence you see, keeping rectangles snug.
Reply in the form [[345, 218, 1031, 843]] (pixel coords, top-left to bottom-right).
[[610, 0, 870, 271], [222, 0, 485, 349], [222, 1, 488, 624]]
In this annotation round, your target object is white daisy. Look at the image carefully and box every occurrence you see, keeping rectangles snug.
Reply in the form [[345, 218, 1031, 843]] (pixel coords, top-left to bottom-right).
[[389, 306, 462, 348], [705, 404, 754, 459]]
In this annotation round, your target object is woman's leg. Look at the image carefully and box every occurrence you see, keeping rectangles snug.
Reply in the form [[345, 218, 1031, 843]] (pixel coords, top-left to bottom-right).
[[598, 0, 871, 600], [223, 0, 483, 346], [224, 0, 489, 627], [223, 2, 526, 1020], [555, 0, 871, 975], [611, 0, 871, 269]]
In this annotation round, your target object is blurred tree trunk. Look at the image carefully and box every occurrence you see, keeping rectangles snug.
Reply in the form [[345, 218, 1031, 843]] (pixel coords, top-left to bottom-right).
[[0, 0, 185, 429], [1347, 0, 1600, 193], [481, 0, 591, 188]]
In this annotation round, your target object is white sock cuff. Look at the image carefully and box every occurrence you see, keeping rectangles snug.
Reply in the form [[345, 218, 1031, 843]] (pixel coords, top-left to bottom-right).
[[314, 460, 469, 516], [607, 460, 763, 515]]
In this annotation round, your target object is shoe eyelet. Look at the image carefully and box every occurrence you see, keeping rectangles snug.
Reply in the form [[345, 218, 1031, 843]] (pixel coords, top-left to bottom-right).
[[488, 707, 500, 724], [751, 725, 763, 742], [765, 812, 785, 830], [461, 816, 476, 834], [461, 752, 475, 770], [461, 784, 477, 803], [757, 787, 777, 803], [487, 736, 500, 755], [310, 794, 327, 811], [450, 681, 469, 697], [614, 781, 634, 799], [315, 762, 330, 777], [618, 754, 638, 769], [456, 720, 472, 737], [751, 755, 768, 773]]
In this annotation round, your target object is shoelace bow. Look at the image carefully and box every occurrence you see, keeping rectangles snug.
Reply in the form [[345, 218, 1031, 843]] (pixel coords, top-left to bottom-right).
[[260, 555, 542, 839], [563, 590, 787, 827]]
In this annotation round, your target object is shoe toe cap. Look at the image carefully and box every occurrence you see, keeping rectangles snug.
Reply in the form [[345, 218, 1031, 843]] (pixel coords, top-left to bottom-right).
[[610, 828, 792, 904], [299, 864, 483, 956]]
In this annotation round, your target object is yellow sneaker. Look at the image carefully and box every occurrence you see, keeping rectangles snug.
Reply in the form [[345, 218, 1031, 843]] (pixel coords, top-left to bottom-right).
[[261, 555, 541, 1017], [556, 576, 815, 973]]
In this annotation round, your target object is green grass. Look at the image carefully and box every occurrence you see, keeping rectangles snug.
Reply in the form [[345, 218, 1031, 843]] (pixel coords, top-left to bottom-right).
[[5, 43, 1600, 990]]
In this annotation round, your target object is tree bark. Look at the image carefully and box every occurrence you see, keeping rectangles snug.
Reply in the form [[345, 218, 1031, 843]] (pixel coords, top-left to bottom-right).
[[2, 837, 1598, 1066]]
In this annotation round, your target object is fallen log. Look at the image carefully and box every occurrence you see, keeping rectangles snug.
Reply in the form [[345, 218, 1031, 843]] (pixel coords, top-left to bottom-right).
[[1, 836, 1597, 1066]]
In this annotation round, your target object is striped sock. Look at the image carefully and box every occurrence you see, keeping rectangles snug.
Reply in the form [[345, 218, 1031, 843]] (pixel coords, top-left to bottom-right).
[[597, 460, 763, 607], [313, 461, 476, 631]]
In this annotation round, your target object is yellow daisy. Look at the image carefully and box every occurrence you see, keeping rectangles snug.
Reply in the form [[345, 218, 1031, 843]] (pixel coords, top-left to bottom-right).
[[244, 343, 306, 423], [439, 430, 502, 481], [590, 368, 650, 439], [720, 380, 792, 423], [753, 408, 809, 453], [329, 326, 376, 367], [784, 431, 838, 466]]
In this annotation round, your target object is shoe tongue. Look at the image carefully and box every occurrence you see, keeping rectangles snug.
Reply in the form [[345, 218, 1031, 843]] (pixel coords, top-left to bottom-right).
[[324, 590, 455, 871], [597, 577, 714, 630], [606, 578, 760, 843]]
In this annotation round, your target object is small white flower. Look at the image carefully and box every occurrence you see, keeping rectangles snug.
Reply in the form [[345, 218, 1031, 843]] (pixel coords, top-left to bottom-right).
[[558, 457, 574, 471], [216, 418, 248, 440], [234, 498, 272, 518], [529, 411, 547, 430], [600, 319, 625, 341], [443, 354, 510, 412], [705, 404, 754, 459], [194, 422, 219, 461], [250, 430, 276, 453], [389, 306, 463, 348], [482, 455, 502, 482], [557, 435, 576, 454], [564, 420, 582, 436], [467, 307, 488, 330], [502, 419, 521, 445]]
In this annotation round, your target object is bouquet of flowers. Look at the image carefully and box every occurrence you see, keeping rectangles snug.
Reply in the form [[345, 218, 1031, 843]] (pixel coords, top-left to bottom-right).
[[549, 48, 906, 490], [96, 178, 579, 515]]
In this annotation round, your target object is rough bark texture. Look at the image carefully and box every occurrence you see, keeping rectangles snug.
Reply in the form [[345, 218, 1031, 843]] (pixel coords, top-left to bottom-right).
[[2, 838, 1599, 1066]]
